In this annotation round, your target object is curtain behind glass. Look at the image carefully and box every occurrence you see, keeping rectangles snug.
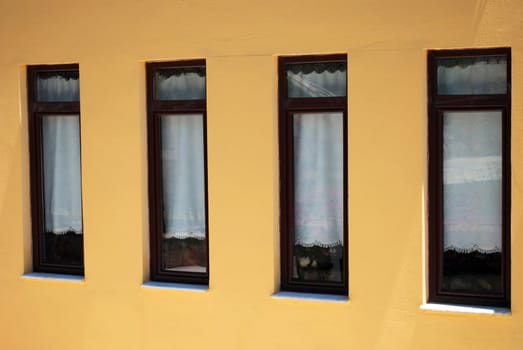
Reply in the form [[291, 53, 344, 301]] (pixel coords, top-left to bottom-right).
[[437, 56, 507, 95], [42, 115, 83, 234], [287, 62, 346, 98], [443, 111, 502, 252], [160, 114, 206, 239], [293, 112, 344, 247], [155, 69, 206, 100], [37, 73, 80, 102], [442, 111, 503, 294]]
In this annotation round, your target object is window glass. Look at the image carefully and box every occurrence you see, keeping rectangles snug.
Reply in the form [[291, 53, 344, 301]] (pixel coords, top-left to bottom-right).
[[154, 67, 206, 100], [286, 62, 346, 98], [36, 71, 80, 102], [292, 112, 344, 283], [41, 115, 83, 266], [442, 111, 502, 294], [160, 114, 207, 273], [437, 56, 507, 95]]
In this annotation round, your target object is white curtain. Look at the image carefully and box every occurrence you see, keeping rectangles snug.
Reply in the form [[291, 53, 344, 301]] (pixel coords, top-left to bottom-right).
[[161, 114, 206, 240], [293, 112, 344, 247], [42, 115, 83, 234], [437, 57, 507, 95], [443, 111, 502, 252], [155, 71, 205, 100], [287, 68, 346, 98], [37, 75, 80, 102]]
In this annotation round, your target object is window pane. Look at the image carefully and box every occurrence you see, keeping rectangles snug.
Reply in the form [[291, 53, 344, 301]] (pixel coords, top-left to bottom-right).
[[442, 111, 502, 294], [286, 62, 346, 98], [437, 56, 507, 95], [37, 71, 80, 102], [292, 112, 344, 283], [154, 67, 206, 100], [160, 114, 207, 273], [41, 115, 83, 265]]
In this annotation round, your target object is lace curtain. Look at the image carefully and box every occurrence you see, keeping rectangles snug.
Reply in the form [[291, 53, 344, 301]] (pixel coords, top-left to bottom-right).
[[293, 112, 344, 247], [42, 115, 83, 234], [287, 63, 346, 248], [160, 114, 206, 240], [154, 69, 206, 100], [287, 62, 346, 98], [437, 56, 507, 95], [37, 74, 80, 102], [443, 111, 502, 252]]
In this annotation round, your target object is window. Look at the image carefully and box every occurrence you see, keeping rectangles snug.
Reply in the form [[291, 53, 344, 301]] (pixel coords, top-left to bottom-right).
[[278, 55, 348, 295], [27, 64, 84, 275], [428, 48, 511, 307], [146, 60, 209, 285]]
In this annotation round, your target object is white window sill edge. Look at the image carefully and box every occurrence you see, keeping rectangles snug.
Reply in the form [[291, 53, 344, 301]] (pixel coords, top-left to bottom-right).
[[141, 281, 208, 292], [272, 291, 348, 303], [21, 272, 84, 282], [420, 303, 510, 316]]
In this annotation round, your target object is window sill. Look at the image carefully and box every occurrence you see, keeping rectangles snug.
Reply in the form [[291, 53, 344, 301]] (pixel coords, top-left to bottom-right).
[[272, 291, 348, 303], [420, 303, 510, 316], [141, 281, 208, 293], [21, 272, 84, 283]]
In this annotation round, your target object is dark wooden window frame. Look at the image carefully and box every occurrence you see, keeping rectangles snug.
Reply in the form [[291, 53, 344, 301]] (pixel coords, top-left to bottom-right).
[[27, 64, 84, 276], [428, 48, 511, 307], [278, 54, 348, 295], [146, 60, 209, 285]]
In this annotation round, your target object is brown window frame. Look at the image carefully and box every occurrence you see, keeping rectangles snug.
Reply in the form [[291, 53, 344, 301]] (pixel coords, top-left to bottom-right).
[[146, 60, 209, 285], [278, 54, 348, 295], [27, 64, 84, 276], [428, 48, 511, 307]]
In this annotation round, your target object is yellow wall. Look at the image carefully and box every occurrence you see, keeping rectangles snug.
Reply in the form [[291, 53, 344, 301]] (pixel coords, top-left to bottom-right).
[[1, 0, 523, 349]]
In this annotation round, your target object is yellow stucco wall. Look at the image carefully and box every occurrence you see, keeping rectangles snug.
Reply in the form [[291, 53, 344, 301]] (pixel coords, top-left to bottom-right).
[[1, 0, 522, 349]]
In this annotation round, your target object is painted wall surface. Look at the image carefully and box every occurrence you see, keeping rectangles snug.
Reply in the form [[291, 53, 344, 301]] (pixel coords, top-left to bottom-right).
[[1, 0, 522, 349]]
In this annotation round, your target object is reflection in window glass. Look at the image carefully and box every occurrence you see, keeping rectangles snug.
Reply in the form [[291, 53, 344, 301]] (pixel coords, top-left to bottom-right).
[[442, 111, 502, 294], [286, 62, 346, 98]]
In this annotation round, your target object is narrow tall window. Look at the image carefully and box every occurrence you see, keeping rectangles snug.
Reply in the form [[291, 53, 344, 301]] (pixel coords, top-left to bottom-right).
[[147, 60, 209, 285], [279, 55, 348, 295], [27, 64, 84, 275], [428, 48, 511, 307]]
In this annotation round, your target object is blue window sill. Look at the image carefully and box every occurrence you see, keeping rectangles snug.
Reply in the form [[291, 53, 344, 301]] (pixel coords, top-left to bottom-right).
[[22, 272, 84, 283], [272, 291, 348, 303]]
